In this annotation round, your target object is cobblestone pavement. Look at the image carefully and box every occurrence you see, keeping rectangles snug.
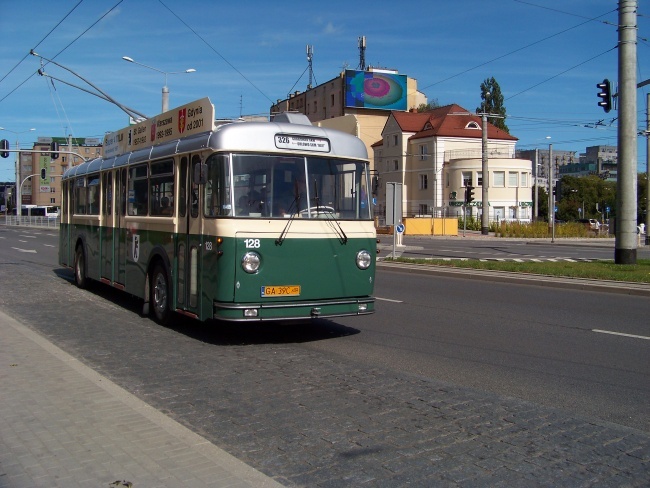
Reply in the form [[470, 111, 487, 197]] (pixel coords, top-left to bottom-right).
[[1, 258, 648, 487]]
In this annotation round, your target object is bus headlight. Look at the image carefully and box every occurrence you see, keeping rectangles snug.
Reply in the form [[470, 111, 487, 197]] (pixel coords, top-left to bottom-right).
[[241, 251, 261, 273], [356, 250, 372, 270]]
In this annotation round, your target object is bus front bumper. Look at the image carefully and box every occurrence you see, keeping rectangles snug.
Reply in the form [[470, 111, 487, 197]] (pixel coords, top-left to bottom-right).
[[213, 297, 375, 322]]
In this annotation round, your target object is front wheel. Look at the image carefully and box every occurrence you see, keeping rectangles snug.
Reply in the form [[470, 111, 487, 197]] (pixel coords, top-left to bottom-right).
[[151, 263, 171, 325]]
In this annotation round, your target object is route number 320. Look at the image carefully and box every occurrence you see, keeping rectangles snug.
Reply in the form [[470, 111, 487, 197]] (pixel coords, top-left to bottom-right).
[[244, 238, 261, 248]]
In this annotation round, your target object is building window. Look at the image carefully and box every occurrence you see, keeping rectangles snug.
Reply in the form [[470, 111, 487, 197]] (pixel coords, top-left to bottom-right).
[[331, 94, 335, 106], [419, 174, 428, 190], [420, 145, 428, 161], [477, 171, 483, 186], [520, 173, 528, 187], [394, 135, 398, 146], [419, 204, 428, 215], [394, 160, 399, 171], [509, 171, 518, 187], [494, 171, 505, 187], [462, 171, 472, 187]]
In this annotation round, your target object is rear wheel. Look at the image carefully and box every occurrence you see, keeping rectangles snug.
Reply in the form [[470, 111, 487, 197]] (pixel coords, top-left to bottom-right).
[[151, 263, 171, 325], [74, 245, 87, 289]]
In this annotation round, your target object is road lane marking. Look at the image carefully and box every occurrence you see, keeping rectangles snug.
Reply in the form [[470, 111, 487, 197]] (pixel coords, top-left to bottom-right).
[[375, 297, 403, 303], [43, 244, 56, 248], [19, 235, 36, 238], [593, 329, 650, 341], [11, 247, 36, 253]]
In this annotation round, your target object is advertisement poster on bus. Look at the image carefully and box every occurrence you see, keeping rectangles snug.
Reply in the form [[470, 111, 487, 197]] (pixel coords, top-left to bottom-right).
[[103, 97, 215, 158]]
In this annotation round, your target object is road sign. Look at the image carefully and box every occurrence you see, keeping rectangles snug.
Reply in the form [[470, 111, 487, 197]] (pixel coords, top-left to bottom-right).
[[396, 223, 405, 234]]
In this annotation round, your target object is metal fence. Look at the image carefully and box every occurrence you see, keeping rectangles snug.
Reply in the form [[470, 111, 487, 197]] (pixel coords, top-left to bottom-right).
[[3, 216, 60, 229]]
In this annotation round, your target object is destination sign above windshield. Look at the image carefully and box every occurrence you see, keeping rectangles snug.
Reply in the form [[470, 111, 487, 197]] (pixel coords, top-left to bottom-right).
[[275, 134, 330, 153]]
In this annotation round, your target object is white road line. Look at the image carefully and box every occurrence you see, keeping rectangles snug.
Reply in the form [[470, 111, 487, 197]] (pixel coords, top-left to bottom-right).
[[43, 244, 56, 248], [19, 235, 36, 238], [593, 329, 650, 341], [11, 247, 36, 253], [375, 297, 404, 303]]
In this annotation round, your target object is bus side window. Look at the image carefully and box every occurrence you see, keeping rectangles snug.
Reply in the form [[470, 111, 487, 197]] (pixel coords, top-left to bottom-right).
[[191, 155, 201, 218], [179, 157, 187, 218]]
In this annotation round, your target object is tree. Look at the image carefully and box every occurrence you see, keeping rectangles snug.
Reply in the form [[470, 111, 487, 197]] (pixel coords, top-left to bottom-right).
[[416, 100, 440, 112], [476, 77, 509, 133]]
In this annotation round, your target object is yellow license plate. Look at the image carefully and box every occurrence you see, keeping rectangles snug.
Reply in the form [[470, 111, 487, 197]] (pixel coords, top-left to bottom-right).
[[261, 285, 301, 297]]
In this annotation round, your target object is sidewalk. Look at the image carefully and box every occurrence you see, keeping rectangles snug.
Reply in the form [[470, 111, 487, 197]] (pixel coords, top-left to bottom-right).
[[0, 309, 284, 488]]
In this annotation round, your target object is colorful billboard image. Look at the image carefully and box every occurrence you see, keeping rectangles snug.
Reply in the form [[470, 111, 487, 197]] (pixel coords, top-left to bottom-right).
[[345, 70, 407, 110]]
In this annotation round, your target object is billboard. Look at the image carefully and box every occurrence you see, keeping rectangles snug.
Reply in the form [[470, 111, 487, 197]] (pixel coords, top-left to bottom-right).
[[345, 70, 407, 111]]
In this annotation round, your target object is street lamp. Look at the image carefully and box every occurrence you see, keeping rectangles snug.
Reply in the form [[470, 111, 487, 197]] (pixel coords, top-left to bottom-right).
[[0, 127, 35, 220], [122, 56, 196, 113]]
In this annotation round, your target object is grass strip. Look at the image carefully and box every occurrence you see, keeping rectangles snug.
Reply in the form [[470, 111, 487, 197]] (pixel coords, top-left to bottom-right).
[[384, 257, 650, 284]]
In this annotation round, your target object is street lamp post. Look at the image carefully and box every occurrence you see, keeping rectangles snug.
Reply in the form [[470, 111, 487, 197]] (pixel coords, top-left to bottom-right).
[[0, 127, 35, 221], [122, 56, 196, 113]]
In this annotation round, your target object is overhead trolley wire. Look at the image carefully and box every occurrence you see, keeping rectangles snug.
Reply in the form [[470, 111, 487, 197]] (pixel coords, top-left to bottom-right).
[[0, 0, 84, 87], [158, 0, 274, 104], [0, 0, 124, 105]]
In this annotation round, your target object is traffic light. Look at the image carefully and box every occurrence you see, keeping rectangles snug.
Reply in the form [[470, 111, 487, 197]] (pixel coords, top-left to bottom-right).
[[597, 79, 612, 113], [465, 185, 475, 204], [0, 139, 9, 158], [41, 168, 47, 180], [50, 141, 59, 159]]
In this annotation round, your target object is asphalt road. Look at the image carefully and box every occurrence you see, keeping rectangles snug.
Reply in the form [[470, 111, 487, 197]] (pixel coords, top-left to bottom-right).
[[1, 224, 649, 486]]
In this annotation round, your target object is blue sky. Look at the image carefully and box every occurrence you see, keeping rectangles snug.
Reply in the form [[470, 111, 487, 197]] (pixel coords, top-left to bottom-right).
[[0, 0, 648, 181]]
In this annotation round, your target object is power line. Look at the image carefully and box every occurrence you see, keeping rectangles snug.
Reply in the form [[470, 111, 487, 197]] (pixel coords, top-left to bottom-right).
[[420, 8, 617, 92], [158, 0, 273, 104], [0, 1, 124, 105], [0, 0, 84, 86]]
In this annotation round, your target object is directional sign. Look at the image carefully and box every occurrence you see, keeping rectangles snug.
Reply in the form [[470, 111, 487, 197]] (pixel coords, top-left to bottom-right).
[[396, 223, 405, 234]]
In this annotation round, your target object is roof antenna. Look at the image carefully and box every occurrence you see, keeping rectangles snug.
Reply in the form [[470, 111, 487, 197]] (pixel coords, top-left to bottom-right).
[[306, 45, 315, 89], [357, 36, 366, 70]]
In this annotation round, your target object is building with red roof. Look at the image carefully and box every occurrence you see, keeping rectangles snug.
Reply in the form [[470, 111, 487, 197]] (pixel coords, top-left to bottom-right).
[[373, 105, 533, 224]]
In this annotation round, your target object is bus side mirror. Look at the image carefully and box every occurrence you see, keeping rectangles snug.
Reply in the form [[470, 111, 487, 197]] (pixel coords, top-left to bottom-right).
[[193, 163, 207, 185]]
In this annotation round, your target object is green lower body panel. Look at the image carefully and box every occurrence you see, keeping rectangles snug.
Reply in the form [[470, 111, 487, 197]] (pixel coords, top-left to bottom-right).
[[213, 296, 375, 322]]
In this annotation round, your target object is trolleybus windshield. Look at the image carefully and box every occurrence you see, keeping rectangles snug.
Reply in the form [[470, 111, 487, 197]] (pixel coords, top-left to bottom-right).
[[204, 153, 371, 220]]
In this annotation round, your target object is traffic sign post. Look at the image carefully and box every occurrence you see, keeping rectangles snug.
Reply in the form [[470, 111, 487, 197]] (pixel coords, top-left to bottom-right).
[[386, 182, 403, 258]]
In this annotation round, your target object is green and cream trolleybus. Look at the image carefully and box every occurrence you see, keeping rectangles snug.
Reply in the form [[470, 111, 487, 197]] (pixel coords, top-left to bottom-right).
[[59, 97, 376, 323]]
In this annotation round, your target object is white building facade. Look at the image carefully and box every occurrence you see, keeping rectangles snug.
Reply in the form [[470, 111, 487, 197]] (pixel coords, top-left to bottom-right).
[[374, 105, 533, 225]]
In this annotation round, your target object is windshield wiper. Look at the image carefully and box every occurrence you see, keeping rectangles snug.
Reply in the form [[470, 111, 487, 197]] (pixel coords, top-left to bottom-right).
[[322, 210, 348, 244], [275, 195, 300, 246]]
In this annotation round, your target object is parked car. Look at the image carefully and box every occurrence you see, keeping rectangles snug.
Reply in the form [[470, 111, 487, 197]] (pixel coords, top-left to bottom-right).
[[577, 219, 600, 231]]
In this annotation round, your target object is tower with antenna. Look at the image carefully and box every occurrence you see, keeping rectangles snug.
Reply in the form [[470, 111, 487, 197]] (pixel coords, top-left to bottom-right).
[[357, 36, 366, 71], [306, 45, 315, 89]]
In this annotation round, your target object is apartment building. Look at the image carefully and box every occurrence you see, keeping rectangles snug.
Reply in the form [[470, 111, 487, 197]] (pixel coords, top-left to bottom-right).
[[20, 137, 102, 207]]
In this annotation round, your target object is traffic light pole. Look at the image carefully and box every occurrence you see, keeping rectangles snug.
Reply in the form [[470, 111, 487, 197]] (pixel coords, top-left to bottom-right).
[[481, 113, 489, 235]]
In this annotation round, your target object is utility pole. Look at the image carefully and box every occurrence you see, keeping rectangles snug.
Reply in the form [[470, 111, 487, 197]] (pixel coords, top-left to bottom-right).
[[616, 0, 637, 264], [477, 110, 505, 235], [548, 144, 555, 242], [646, 92, 649, 244]]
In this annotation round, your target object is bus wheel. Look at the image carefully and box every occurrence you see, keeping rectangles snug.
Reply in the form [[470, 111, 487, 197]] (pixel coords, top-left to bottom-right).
[[151, 263, 171, 325], [74, 245, 87, 289]]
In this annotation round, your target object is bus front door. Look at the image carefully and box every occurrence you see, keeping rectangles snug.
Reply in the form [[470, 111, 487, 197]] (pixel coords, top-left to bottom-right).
[[176, 156, 203, 318]]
